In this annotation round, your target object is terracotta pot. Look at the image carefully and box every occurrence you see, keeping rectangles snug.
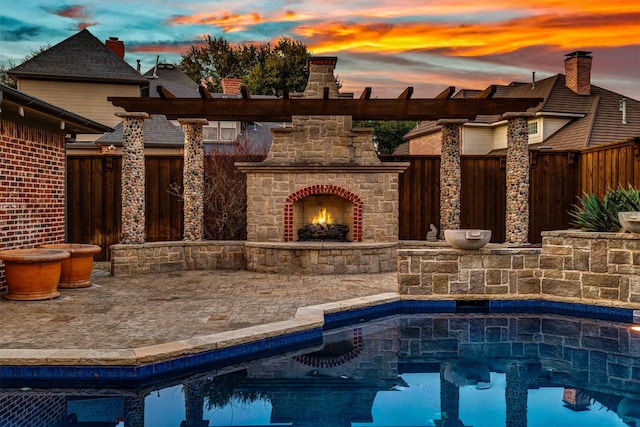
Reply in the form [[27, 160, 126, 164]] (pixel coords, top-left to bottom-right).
[[39, 243, 102, 288], [0, 249, 70, 301]]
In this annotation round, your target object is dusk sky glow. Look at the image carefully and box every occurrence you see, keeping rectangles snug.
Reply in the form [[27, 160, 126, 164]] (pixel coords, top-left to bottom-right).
[[1, 0, 639, 99]]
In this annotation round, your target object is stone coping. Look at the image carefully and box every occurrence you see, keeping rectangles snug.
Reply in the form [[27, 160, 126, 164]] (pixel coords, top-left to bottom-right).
[[1, 293, 637, 368], [398, 243, 541, 255], [0, 293, 400, 367], [542, 229, 640, 239], [245, 241, 398, 250], [110, 240, 244, 250]]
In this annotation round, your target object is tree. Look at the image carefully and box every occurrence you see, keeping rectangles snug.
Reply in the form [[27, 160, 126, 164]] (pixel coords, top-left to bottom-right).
[[354, 120, 419, 154], [0, 45, 51, 89], [179, 36, 309, 96]]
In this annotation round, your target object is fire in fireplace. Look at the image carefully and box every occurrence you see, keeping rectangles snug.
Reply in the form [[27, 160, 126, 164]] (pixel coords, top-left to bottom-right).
[[298, 208, 350, 241]]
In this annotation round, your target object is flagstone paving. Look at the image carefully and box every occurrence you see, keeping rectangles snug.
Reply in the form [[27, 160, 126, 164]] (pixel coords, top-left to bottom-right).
[[0, 266, 397, 353]]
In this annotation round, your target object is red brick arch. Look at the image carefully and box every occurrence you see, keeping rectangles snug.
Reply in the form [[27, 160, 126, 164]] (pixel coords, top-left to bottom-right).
[[284, 184, 363, 242]]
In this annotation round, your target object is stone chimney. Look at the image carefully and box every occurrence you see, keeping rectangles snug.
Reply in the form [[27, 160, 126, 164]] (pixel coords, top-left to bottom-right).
[[303, 56, 340, 99], [564, 51, 592, 95], [106, 37, 125, 59], [221, 78, 242, 95]]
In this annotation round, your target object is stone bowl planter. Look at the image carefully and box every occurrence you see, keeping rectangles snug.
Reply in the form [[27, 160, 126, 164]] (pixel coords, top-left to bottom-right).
[[444, 229, 492, 250], [618, 212, 640, 233], [39, 243, 102, 288], [0, 248, 70, 301]]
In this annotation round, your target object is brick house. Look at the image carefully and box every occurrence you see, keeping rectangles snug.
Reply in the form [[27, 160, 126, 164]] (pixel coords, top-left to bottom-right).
[[398, 51, 640, 155], [0, 84, 111, 290]]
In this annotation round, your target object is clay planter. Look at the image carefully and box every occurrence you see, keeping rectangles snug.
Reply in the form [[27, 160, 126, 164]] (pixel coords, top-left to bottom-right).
[[618, 212, 640, 233], [444, 229, 492, 250], [39, 243, 102, 288], [0, 249, 70, 301]]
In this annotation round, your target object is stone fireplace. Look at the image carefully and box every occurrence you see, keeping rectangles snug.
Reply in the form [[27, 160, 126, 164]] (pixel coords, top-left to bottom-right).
[[237, 57, 409, 274]]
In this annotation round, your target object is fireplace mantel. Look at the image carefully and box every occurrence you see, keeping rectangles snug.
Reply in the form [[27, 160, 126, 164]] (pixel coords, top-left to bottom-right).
[[235, 163, 410, 173]]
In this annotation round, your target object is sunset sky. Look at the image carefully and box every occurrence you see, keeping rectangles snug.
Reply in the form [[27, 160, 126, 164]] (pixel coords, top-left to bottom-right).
[[2, 0, 639, 99]]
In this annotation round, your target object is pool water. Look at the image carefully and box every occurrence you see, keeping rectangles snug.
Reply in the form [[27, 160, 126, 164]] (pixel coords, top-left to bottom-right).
[[2, 310, 639, 427]]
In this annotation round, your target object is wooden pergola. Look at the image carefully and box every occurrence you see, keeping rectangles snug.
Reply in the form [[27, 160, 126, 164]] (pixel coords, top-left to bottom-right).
[[109, 86, 542, 245], [108, 86, 543, 121]]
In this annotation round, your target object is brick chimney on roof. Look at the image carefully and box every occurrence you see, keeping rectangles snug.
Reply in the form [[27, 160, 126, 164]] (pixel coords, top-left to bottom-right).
[[221, 78, 242, 95], [564, 51, 592, 95], [105, 37, 125, 59], [303, 56, 340, 99]]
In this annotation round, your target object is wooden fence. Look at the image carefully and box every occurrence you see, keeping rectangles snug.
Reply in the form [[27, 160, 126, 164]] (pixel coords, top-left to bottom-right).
[[579, 139, 640, 196], [383, 151, 581, 243], [67, 139, 639, 259], [67, 156, 184, 260]]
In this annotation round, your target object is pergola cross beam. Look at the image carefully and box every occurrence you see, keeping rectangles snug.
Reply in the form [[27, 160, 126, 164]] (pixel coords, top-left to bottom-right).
[[108, 96, 543, 122]]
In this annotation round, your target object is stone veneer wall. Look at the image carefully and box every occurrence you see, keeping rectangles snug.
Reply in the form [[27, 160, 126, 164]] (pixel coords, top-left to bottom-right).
[[110, 241, 245, 276], [243, 165, 403, 243], [110, 241, 396, 276], [245, 242, 397, 275], [398, 230, 640, 308]]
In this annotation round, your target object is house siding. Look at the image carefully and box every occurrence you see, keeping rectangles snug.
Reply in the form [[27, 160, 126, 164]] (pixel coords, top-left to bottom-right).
[[542, 117, 572, 140], [462, 126, 492, 154], [0, 120, 66, 291], [492, 123, 508, 150], [17, 80, 139, 129]]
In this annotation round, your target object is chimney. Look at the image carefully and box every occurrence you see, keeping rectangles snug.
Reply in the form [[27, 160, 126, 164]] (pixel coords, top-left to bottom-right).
[[303, 56, 340, 99], [564, 51, 592, 95], [221, 78, 242, 95], [106, 37, 125, 59]]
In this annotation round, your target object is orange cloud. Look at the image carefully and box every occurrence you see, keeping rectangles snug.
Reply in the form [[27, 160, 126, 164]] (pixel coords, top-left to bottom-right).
[[169, 11, 262, 32], [300, 12, 640, 56]]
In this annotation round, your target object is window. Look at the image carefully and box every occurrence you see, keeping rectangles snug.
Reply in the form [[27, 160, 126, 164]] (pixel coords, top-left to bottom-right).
[[528, 121, 539, 135], [202, 121, 238, 143]]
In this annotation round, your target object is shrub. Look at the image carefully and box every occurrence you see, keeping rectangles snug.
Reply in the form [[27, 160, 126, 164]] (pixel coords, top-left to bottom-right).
[[569, 185, 640, 232]]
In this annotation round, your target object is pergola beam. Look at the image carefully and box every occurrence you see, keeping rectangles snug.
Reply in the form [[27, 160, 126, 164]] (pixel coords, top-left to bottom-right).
[[108, 96, 542, 121]]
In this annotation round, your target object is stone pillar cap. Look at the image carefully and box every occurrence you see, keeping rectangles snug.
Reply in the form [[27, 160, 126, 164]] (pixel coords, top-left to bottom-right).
[[115, 112, 150, 119], [500, 111, 536, 120], [177, 118, 210, 125], [436, 118, 469, 125]]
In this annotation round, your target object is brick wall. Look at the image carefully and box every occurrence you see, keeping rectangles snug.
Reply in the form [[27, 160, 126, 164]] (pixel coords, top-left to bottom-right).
[[0, 120, 67, 290]]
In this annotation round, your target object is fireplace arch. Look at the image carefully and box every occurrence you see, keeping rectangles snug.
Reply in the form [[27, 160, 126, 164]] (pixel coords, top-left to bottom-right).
[[284, 185, 363, 242]]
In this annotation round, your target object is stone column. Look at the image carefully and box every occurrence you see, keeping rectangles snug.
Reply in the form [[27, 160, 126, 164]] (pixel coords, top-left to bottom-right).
[[179, 119, 208, 241], [438, 119, 467, 238], [116, 112, 149, 244], [503, 112, 534, 244], [123, 394, 146, 427], [505, 362, 528, 427], [181, 378, 209, 427], [439, 362, 461, 424]]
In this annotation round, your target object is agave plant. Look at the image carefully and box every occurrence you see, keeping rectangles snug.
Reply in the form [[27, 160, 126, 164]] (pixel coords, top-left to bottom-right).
[[569, 185, 640, 232]]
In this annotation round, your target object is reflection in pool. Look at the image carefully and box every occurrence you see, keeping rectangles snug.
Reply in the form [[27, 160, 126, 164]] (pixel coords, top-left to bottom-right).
[[2, 311, 639, 426]]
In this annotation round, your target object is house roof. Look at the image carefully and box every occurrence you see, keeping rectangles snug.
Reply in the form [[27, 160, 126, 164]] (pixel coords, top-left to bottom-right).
[[0, 83, 113, 135], [96, 114, 183, 147], [402, 71, 640, 153], [8, 29, 147, 85]]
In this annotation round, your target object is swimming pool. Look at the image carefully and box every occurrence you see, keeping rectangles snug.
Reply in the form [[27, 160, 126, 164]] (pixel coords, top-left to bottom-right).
[[1, 303, 639, 426]]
